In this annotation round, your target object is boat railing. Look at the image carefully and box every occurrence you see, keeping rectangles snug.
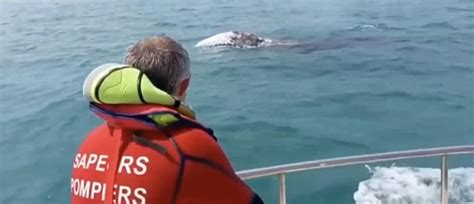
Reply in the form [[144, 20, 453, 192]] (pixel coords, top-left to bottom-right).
[[237, 145, 474, 204]]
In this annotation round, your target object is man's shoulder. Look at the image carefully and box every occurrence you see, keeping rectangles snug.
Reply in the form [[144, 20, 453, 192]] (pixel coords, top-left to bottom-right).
[[173, 126, 217, 145], [173, 127, 229, 161]]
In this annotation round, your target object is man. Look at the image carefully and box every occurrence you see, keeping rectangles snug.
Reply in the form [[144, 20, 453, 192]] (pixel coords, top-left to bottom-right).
[[71, 36, 263, 204]]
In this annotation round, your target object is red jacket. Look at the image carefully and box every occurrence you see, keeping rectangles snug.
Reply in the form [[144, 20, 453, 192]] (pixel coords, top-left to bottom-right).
[[71, 103, 263, 204]]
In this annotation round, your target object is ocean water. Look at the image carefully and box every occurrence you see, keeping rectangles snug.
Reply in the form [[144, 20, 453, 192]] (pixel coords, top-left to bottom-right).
[[1, 0, 473, 203]]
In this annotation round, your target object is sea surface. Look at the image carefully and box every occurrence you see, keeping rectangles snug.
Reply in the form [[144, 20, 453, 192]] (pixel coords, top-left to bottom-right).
[[1, 0, 473, 203]]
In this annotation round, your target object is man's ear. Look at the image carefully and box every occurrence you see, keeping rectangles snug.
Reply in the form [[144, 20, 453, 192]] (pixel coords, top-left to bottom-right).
[[178, 78, 190, 97]]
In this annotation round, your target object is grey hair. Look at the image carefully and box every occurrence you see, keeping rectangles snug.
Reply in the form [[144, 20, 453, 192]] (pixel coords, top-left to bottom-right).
[[124, 36, 190, 95]]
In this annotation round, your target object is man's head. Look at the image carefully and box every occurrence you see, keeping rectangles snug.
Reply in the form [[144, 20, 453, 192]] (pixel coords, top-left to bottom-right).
[[125, 36, 190, 101]]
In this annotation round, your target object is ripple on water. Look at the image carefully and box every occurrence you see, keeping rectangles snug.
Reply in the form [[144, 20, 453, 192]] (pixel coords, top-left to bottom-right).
[[184, 23, 222, 29], [153, 22, 177, 27], [420, 22, 458, 30], [215, 120, 298, 138], [446, 7, 474, 13], [289, 9, 304, 14], [321, 91, 446, 104], [79, 59, 93, 67], [449, 65, 474, 73], [395, 45, 439, 54], [329, 23, 405, 37], [385, 15, 412, 20], [177, 8, 197, 12], [318, 137, 370, 151]]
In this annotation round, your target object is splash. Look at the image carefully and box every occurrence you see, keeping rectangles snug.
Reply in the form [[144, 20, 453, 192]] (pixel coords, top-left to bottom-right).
[[354, 166, 474, 204], [347, 23, 402, 31]]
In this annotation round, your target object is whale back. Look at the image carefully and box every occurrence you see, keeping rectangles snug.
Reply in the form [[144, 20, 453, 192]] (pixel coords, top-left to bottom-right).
[[196, 31, 265, 48]]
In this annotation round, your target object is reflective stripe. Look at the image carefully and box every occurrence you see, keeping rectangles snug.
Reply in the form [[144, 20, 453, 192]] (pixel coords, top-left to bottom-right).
[[137, 72, 146, 104], [133, 133, 167, 155]]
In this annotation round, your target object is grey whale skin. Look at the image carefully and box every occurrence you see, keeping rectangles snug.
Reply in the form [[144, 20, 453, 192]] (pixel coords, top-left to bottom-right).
[[195, 31, 271, 48], [195, 31, 391, 53]]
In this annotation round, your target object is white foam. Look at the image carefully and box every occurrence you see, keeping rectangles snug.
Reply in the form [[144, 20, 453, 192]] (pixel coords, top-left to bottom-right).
[[346, 23, 398, 32], [347, 24, 378, 31], [261, 38, 298, 47], [354, 166, 474, 204]]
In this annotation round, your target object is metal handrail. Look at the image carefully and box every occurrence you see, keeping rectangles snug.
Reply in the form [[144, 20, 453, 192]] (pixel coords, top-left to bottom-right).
[[237, 145, 474, 204]]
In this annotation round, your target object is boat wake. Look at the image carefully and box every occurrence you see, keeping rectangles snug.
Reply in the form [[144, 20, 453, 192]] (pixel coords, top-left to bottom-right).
[[354, 166, 474, 204]]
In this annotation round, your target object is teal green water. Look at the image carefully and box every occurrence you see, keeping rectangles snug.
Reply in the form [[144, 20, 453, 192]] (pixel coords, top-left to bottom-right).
[[1, 0, 473, 203]]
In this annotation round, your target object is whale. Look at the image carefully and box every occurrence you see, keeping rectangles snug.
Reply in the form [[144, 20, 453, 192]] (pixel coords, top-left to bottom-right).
[[195, 31, 296, 48], [195, 31, 390, 53]]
